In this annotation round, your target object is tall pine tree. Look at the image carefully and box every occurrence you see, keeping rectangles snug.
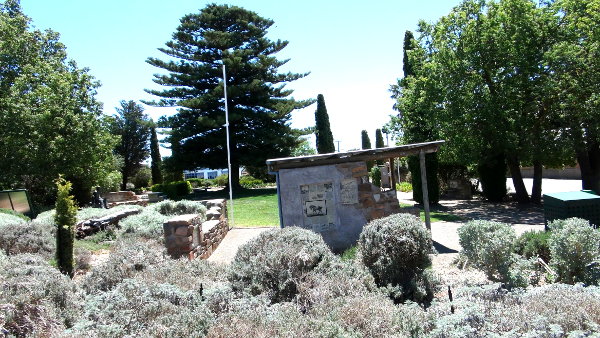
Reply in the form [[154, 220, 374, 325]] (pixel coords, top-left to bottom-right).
[[314, 94, 335, 153], [150, 126, 163, 185], [110, 100, 151, 190], [361, 130, 374, 170], [145, 4, 311, 189]]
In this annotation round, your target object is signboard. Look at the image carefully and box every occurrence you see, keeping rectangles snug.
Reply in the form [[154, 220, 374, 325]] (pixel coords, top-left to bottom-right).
[[340, 178, 358, 204], [300, 182, 336, 232]]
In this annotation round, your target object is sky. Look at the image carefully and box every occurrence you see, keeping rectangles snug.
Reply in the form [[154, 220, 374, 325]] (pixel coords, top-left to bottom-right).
[[20, 0, 460, 156]]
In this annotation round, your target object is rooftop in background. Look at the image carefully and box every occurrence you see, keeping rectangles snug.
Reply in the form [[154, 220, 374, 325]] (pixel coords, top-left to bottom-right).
[[267, 140, 445, 172]]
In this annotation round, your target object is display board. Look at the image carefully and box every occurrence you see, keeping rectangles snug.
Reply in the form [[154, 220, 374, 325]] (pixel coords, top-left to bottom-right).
[[300, 182, 336, 232]]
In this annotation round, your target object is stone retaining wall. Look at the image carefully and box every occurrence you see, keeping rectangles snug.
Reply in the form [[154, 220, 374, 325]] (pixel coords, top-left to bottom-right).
[[105, 191, 148, 208], [163, 199, 228, 260]]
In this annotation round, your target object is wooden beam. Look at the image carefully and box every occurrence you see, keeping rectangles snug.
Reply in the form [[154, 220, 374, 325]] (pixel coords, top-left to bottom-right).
[[267, 140, 444, 172], [420, 150, 431, 231], [389, 158, 396, 190]]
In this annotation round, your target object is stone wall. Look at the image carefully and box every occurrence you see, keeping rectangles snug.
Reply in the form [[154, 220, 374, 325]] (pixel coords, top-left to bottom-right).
[[278, 161, 417, 252], [163, 199, 228, 260], [105, 191, 148, 208]]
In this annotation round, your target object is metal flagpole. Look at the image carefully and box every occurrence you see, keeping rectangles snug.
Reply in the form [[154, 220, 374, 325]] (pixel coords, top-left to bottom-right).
[[222, 64, 234, 227]]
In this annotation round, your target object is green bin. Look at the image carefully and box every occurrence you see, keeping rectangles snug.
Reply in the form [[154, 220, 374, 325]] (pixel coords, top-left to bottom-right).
[[544, 191, 600, 229]]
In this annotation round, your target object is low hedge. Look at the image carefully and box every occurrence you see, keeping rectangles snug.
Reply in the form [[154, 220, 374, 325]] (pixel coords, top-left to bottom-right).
[[151, 181, 192, 199]]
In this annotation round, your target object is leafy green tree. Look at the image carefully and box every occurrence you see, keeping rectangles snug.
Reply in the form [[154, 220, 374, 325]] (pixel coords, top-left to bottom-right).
[[0, 1, 117, 205], [109, 100, 151, 190], [145, 4, 312, 189], [150, 126, 163, 185], [54, 177, 76, 278], [391, 30, 440, 204], [546, 0, 600, 193], [291, 137, 317, 157], [314, 94, 335, 153]]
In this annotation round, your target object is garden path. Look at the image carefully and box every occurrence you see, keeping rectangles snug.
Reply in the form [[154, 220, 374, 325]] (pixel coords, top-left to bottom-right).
[[207, 227, 272, 264]]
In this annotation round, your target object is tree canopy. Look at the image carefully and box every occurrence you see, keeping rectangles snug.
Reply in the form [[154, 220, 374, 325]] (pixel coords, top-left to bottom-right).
[[0, 0, 116, 205], [389, 0, 600, 201], [109, 100, 151, 190], [145, 4, 312, 188]]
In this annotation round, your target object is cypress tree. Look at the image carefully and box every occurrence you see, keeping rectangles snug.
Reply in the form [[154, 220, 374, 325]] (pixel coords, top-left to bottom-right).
[[375, 128, 385, 165], [361, 130, 372, 150], [150, 126, 163, 185], [55, 177, 76, 278], [361, 130, 374, 171], [314, 94, 335, 153]]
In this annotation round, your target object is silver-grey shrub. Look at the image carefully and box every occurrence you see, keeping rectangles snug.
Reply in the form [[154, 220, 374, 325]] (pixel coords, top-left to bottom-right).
[[151, 199, 207, 216], [358, 213, 435, 303], [229, 227, 333, 303], [427, 283, 600, 336], [0, 254, 83, 336], [0, 217, 54, 258], [120, 200, 206, 239], [82, 238, 166, 293], [458, 220, 518, 284], [71, 279, 214, 337], [548, 217, 600, 284]]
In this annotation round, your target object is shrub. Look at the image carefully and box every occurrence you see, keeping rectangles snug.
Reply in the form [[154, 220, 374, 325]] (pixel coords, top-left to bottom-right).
[[427, 283, 600, 336], [239, 175, 266, 189], [358, 213, 434, 304], [214, 174, 229, 187], [74, 247, 92, 271], [0, 208, 30, 221], [0, 220, 54, 258], [186, 178, 214, 189], [396, 181, 413, 192], [119, 200, 205, 240], [131, 166, 152, 190], [152, 199, 207, 216], [0, 254, 83, 336], [97, 170, 122, 193], [151, 180, 192, 199], [370, 166, 381, 187], [458, 220, 516, 284], [229, 227, 333, 303], [76, 205, 143, 223], [71, 279, 214, 337], [513, 230, 551, 263], [82, 238, 166, 293], [55, 178, 77, 278], [548, 218, 600, 284]]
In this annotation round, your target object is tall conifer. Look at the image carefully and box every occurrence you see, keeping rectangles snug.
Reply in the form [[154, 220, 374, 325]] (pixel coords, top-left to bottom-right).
[[150, 126, 163, 185], [314, 94, 335, 153]]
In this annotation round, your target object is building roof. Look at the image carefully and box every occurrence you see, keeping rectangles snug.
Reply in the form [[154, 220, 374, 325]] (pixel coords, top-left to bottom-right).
[[267, 140, 445, 172]]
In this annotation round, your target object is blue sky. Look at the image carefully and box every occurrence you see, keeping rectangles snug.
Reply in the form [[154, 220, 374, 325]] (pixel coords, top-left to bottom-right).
[[21, 0, 460, 155]]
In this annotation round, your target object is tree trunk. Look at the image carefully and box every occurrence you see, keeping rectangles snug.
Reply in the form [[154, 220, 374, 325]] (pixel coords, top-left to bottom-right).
[[229, 163, 242, 192], [531, 160, 543, 204], [578, 143, 600, 193], [507, 154, 530, 204]]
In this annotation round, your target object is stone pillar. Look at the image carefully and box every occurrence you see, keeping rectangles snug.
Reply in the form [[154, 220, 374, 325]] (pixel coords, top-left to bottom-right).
[[163, 214, 202, 259]]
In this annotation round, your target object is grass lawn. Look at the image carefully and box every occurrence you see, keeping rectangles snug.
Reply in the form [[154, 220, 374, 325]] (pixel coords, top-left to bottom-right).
[[192, 187, 279, 227], [191, 188, 463, 227]]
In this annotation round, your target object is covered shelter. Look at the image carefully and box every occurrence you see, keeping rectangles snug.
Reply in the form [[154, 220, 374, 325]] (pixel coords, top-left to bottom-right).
[[267, 140, 444, 252]]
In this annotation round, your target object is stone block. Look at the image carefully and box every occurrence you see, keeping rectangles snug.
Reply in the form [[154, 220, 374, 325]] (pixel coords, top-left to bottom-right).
[[164, 214, 198, 227], [206, 209, 221, 220], [201, 220, 220, 234], [358, 183, 372, 192], [370, 209, 385, 220], [175, 225, 192, 236]]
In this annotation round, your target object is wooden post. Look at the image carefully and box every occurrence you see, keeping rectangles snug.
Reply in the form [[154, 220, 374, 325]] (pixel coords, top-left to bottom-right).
[[420, 150, 431, 230], [389, 158, 396, 190]]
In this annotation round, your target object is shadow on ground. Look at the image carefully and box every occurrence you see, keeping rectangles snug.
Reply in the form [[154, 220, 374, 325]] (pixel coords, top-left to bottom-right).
[[433, 199, 544, 225]]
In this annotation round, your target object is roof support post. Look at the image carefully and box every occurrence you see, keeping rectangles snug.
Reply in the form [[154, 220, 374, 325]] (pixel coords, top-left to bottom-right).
[[419, 150, 431, 230], [389, 158, 396, 190]]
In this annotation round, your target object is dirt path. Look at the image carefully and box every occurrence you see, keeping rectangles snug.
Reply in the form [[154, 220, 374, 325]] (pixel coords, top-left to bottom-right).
[[208, 227, 272, 264]]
